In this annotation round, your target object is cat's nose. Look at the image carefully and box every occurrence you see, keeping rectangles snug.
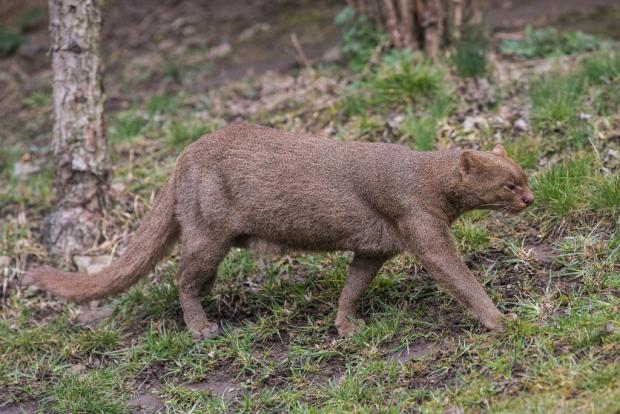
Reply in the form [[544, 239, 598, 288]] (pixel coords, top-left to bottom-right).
[[521, 187, 534, 206]]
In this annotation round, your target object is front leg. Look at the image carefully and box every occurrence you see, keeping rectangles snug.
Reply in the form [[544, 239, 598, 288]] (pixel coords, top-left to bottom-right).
[[335, 255, 387, 337], [405, 215, 507, 331]]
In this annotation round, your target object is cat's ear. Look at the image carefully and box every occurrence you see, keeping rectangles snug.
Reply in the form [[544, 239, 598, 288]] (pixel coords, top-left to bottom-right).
[[460, 151, 487, 177], [492, 144, 506, 157]]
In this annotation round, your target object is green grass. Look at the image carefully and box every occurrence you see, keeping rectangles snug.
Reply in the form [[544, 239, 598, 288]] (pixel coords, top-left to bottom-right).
[[530, 73, 583, 126], [0, 25, 27, 57], [530, 156, 619, 227], [453, 25, 489, 78], [400, 113, 439, 151], [0, 7, 44, 57], [146, 94, 180, 116], [368, 50, 447, 109], [334, 6, 386, 72], [3, 225, 617, 412], [580, 50, 620, 116], [529, 71, 587, 144], [503, 135, 542, 171], [580, 50, 620, 84], [166, 120, 215, 150], [73, 328, 123, 355], [0, 144, 53, 209], [340, 49, 454, 150], [453, 214, 491, 256], [109, 110, 147, 143], [500, 26, 605, 59], [399, 94, 453, 151], [22, 91, 51, 109], [528, 50, 620, 148], [342, 50, 449, 116], [46, 369, 128, 413], [2, 28, 620, 414]]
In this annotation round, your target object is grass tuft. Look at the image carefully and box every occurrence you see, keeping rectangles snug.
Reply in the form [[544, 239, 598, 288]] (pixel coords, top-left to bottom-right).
[[146, 94, 180, 116], [334, 6, 385, 72], [343, 50, 449, 116], [453, 24, 489, 78], [46, 369, 127, 413], [167, 120, 215, 150], [529, 49, 620, 146], [500, 26, 605, 59], [400, 94, 453, 151], [109, 110, 147, 143], [529, 72, 585, 131], [530, 156, 619, 226], [73, 328, 122, 355]]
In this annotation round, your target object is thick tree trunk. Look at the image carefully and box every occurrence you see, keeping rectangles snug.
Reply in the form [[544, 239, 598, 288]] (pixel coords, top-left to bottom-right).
[[349, 0, 483, 57], [44, 0, 108, 261]]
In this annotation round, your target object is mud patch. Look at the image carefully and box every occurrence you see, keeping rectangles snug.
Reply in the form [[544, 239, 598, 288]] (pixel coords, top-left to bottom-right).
[[181, 379, 241, 401], [525, 242, 558, 266], [77, 305, 114, 326], [126, 394, 165, 414], [0, 402, 37, 414], [390, 341, 440, 364]]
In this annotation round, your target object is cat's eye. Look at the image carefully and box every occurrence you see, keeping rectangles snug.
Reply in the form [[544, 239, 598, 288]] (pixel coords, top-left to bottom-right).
[[505, 183, 516, 192]]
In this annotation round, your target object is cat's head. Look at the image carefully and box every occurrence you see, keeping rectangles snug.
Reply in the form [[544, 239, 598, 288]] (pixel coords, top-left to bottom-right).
[[459, 144, 533, 214]]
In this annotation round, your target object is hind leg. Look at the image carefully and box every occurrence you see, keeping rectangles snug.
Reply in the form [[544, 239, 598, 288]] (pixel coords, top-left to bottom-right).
[[199, 273, 217, 297], [177, 234, 229, 341], [335, 255, 387, 337]]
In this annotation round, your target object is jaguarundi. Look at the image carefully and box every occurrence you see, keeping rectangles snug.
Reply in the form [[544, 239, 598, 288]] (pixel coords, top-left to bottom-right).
[[25, 123, 534, 340]]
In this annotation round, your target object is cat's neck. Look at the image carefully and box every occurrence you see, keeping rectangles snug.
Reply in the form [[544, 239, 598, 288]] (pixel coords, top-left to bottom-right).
[[406, 149, 477, 223]]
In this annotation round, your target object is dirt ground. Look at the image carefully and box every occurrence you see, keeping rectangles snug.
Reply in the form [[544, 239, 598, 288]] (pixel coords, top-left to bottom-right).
[[2, 0, 620, 128]]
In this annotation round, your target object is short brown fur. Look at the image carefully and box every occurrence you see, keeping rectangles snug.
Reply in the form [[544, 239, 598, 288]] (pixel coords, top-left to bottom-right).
[[24, 123, 534, 339]]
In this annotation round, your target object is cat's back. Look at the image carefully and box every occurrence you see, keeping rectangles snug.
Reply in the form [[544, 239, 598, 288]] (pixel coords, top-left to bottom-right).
[[191, 122, 412, 161], [192, 122, 336, 155]]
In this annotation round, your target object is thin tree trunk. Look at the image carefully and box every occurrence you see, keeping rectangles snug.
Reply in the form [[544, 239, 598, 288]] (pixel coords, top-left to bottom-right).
[[398, 0, 418, 50], [348, 0, 483, 57], [422, 0, 443, 59], [44, 0, 108, 261], [382, 0, 403, 48]]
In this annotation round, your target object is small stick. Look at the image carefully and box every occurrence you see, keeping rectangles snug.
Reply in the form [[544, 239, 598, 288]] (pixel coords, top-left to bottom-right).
[[291, 32, 313, 73], [452, 0, 463, 42]]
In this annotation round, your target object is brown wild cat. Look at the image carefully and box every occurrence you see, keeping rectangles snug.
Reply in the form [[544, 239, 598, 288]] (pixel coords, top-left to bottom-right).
[[25, 123, 534, 340]]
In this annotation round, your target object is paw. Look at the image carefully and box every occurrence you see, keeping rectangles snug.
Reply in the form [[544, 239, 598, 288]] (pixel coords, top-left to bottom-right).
[[505, 312, 518, 322], [482, 312, 517, 332], [336, 317, 364, 337], [190, 322, 220, 342]]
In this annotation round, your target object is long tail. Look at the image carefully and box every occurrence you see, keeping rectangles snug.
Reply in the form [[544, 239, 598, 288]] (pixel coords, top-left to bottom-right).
[[23, 174, 179, 303]]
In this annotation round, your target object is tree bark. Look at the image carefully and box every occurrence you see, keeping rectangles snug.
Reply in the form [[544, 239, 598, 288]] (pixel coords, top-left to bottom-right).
[[382, 0, 403, 48], [398, 0, 418, 50], [349, 0, 483, 57], [44, 0, 109, 261], [421, 0, 442, 58]]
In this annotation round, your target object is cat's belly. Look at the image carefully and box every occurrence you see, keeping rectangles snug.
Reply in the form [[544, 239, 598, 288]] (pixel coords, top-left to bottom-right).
[[235, 214, 406, 257]]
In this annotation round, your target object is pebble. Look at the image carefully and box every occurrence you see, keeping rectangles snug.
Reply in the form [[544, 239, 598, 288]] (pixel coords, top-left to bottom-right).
[[604, 322, 616, 334], [73, 255, 112, 274], [237, 23, 271, 42], [514, 118, 529, 131], [13, 161, 40, 180], [207, 42, 232, 59]]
